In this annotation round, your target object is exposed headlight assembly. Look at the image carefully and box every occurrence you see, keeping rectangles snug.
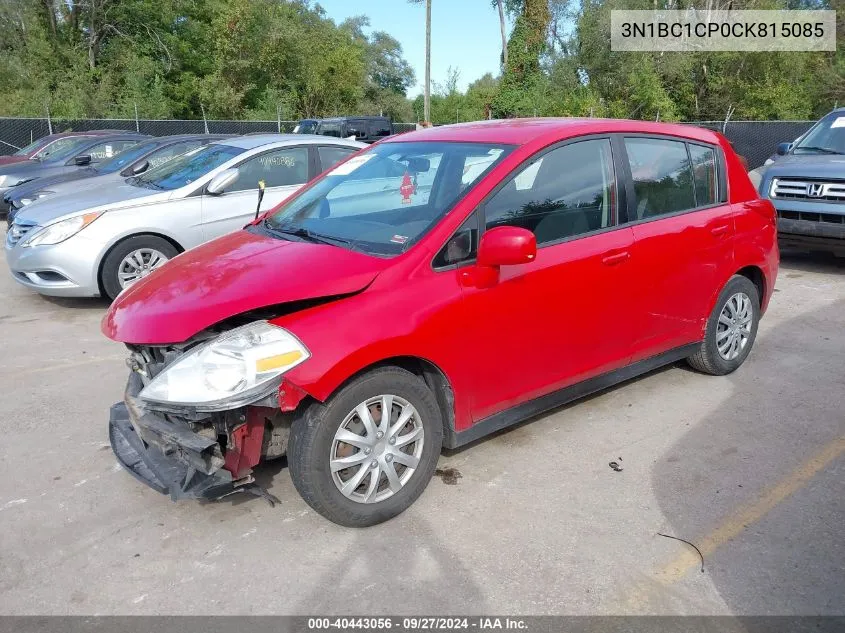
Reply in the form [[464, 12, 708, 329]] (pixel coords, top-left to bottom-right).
[[139, 321, 310, 411], [21, 212, 101, 247]]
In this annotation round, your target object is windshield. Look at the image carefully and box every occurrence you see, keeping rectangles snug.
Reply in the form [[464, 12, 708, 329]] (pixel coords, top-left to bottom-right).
[[35, 136, 92, 161], [94, 141, 159, 174], [134, 144, 244, 191], [263, 141, 513, 256], [297, 121, 318, 134], [39, 137, 97, 162], [14, 138, 49, 156], [793, 112, 845, 154]]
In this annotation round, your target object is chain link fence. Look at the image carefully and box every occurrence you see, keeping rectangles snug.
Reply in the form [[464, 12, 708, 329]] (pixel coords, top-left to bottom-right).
[[0, 117, 814, 170]]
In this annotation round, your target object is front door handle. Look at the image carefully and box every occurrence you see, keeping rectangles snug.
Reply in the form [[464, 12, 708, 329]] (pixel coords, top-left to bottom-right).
[[601, 251, 630, 266], [710, 224, 729, 237]]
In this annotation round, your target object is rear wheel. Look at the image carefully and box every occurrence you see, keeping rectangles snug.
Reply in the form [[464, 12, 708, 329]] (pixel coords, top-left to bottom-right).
[[687, 275, 760, 375], [288, 367, 443, 527], [101, 235, 178, 300]]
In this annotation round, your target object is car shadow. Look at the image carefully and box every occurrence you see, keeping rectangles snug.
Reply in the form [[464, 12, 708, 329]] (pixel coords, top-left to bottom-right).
[[650, 296, 845, 615], [286, 513, 489, 614], [39, 295, 112, 311]]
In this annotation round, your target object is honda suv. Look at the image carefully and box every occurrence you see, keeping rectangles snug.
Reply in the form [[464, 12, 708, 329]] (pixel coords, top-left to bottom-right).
[[103, 119, 778, 527], [757, 108, 845, 254]]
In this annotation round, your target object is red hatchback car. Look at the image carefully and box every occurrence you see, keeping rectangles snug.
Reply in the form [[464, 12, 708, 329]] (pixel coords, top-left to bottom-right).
[[103, 119, 778, 526]]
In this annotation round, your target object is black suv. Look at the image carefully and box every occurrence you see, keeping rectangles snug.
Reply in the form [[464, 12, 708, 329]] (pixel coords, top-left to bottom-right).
[[297, 117, 394, 143]]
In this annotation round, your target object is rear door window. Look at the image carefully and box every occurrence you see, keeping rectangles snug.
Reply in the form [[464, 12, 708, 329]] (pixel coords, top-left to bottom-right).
[[83, 140, 139, 163], [624, 138, 696, 220], [232, 147, 309, 191], [318, 146, 358, 172]]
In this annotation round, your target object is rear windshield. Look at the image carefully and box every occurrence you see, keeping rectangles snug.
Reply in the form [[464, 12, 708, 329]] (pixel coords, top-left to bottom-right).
[[133, 144, 245, 191], [263, 141, 513, 256], [792, 112, 845, 155]]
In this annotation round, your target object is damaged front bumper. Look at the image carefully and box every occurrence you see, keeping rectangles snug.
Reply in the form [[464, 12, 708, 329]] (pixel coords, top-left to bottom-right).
[[109, 372, 277, 503]]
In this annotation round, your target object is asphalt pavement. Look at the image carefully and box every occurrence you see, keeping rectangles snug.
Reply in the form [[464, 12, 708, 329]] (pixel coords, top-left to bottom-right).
[[0, 243, 842, 615]]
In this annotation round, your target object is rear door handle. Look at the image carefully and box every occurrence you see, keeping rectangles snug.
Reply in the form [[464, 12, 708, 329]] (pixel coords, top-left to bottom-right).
[[601, 251, 630, 266], [710, 224, 729, 237]]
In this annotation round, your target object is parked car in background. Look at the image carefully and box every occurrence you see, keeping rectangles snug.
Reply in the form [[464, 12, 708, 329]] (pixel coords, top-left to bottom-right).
[[100, 118, 777, 526], [299, 116, 394, 143], [755, 108, 845, 255], [293, 119, 319, 134], [5, 135, 365, 299], [0, 129, 134, 167], [6, 134, 230, 222], [0, 133, 149, 215]]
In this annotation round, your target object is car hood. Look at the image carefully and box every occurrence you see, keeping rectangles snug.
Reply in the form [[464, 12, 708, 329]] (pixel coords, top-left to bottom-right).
[[8, 168, 99, 201], [12, 170, 120, 202], [14, 181, 167, 226], [102, 229, 391, 344], [763, 153, 845, 179], [0, 158, 64, 179]]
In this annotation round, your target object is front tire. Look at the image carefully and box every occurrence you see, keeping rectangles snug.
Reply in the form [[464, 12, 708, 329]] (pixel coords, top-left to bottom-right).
[[101, 235, 178, 300], [687, 275, 760, 375], [288, 367, 443, 527]]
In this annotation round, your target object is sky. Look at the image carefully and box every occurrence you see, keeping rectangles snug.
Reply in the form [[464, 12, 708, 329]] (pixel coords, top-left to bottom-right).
[[315, 0, 512, 96]]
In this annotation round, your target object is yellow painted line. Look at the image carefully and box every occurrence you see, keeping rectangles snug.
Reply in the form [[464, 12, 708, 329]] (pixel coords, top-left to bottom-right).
[[657, 434, 845, 583]]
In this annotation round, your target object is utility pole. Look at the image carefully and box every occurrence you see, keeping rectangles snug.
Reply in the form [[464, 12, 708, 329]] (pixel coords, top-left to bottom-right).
[[134, 102, 140, 132]]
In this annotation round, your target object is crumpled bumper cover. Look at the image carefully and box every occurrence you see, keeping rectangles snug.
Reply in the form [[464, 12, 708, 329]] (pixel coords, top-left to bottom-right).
[[109, 373, 235, 501], [109, 402, 236, 501]]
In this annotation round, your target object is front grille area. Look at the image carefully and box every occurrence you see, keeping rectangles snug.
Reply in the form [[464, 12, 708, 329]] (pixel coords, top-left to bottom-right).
[[778, 210, 845, 225], [771, 178, 845, 202], [6, 220, 38, 247]]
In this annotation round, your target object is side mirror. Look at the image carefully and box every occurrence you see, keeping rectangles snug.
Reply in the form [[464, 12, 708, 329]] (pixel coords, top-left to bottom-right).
[[206, 168, 240, 195], [776, 142, 791, 156], [463, 226, 537, 288], [478, 226, 537, 267], [74, 155, 92, 166], [131, 160, 149, 175]]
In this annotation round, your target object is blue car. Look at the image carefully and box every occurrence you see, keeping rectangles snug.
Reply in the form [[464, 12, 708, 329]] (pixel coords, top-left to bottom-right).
[[757, 108, 845, 255]]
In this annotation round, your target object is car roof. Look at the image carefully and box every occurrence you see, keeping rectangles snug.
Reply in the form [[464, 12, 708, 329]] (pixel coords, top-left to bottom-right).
[[148, 134, 232, 143], [387, 118, 724, 147], [213, 134, 365, 149], [319, 116, 390, 122]]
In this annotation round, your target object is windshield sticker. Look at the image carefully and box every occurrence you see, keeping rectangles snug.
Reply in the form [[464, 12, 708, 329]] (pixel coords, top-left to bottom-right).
[[400, 171, 416, 204], [390, 234, 409, 244], [830, 117, 845, 128], [328, 153, 373, 176]]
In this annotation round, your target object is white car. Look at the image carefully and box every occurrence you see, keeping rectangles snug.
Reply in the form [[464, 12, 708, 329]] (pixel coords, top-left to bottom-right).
[[5, 135, 365, 299]]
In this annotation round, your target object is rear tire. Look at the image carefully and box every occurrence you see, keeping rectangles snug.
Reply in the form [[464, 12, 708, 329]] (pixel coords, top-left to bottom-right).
[[288, 367, 443, 527], [687, 275, 760, 376], [101, 235, 178, 301]]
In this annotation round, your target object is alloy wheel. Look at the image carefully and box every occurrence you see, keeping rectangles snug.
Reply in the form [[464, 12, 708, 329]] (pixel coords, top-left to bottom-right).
[[117, 248, 169, 288], [716, 292, 753, 361], [330, 394, 425, 504]]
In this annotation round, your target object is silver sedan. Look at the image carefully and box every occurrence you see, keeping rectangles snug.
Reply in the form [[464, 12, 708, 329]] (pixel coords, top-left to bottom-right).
[[5, 135, 364, 299]]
